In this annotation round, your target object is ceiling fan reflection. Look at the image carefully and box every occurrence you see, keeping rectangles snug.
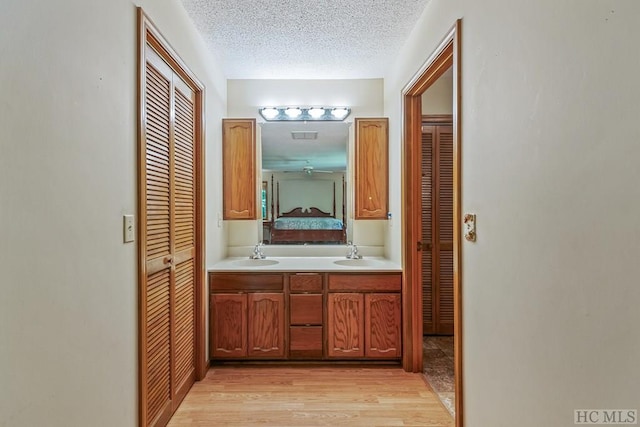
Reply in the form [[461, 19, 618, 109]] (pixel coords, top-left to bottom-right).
[[283, 165, 334, 175]]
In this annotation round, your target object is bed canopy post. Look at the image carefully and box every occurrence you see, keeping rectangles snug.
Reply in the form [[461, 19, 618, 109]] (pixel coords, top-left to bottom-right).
[[332, 182, 336, 217], [270, 175, 274, 222], [276, 181, 280, 217], [342, 176, 346, 240]]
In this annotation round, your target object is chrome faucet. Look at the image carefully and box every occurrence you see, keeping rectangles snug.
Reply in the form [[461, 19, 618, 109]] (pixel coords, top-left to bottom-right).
[[250, 241, 266, 259], [346, 241, 362, 259]]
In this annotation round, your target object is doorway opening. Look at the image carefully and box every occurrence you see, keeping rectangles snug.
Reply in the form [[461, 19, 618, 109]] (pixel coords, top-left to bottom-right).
[[402, 20, 463, 427]]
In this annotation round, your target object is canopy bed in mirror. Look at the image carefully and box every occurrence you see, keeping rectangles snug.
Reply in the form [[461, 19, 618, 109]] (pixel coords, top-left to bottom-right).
[[267, 177, 346, 244]]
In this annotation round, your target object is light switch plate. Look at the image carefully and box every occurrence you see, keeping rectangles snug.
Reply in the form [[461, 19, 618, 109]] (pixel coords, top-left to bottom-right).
[[123, 214, 135, 243], [464, 213, 476, 242]]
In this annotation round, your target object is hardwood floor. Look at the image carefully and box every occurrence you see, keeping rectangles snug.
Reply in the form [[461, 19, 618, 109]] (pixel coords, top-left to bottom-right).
[[168, 366, 454, 426]]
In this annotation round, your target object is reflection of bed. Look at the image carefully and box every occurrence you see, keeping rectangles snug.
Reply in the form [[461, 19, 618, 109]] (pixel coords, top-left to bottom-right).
[[270, 207, 345, 244], [267, 177, 347, 244]]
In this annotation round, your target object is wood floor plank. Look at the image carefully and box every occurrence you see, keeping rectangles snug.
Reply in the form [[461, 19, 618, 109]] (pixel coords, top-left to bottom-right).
[[168, 366, 453, 426]]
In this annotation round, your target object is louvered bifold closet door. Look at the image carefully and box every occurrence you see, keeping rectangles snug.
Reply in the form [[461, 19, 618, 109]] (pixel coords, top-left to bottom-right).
[[435, 126, 454, 335], [421, 126, 435, 334], [171, 78, 196, 406], [421, 124, 454, 335], [142, 45, 196, 427], [144, 49, 173, 427]]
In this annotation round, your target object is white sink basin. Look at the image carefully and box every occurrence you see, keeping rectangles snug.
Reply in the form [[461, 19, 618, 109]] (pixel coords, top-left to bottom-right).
[[333, 259, 383, 267], [233, 259, 280, 267]]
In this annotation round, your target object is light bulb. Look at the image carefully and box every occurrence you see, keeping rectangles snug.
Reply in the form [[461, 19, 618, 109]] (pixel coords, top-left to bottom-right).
[[308, 108, 325, 118], [331, 108, 349, 119], [285, 107, 302, 118], [261, 107, 279, 119]]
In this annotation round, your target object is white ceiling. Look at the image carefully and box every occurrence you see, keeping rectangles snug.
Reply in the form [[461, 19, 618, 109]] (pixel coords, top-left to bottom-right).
[[179, 0, 431, 79]]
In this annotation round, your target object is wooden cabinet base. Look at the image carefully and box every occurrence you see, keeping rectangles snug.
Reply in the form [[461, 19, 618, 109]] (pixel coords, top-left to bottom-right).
[[210, 271, 402, 362]]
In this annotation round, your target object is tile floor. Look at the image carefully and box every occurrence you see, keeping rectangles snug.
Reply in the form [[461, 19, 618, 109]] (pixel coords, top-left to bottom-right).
[[423, 336, 455, 417]]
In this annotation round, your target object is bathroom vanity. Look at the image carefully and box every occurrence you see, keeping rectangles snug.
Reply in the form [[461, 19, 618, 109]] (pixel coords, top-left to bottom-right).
[[209, 257, 402, 363]]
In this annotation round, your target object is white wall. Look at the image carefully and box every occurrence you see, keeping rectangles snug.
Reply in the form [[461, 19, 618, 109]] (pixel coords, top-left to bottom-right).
[[227, 79, 383, 118], [422, 68, 453, 115], [385, 1, 640, 426], [0, 0, 226, 426], [226, 79, 386, 250]]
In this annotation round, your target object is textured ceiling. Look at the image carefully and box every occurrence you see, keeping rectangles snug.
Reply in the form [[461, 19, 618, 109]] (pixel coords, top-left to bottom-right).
[[179, 0, 430, 79]]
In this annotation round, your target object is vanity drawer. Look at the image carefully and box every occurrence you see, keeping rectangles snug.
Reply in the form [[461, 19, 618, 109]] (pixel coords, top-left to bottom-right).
[[290, 294, 323, 325], [209, 273, 283, 292], [328, 274, 401, 292], [290, 326, 323, 358], [289, 273, 323, 292]]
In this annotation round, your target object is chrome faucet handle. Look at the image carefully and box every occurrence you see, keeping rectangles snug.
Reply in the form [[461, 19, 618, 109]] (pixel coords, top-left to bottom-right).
[[346, 242, 362, 259], [352, 244, 362, 259], [250, 242, 266, 259]]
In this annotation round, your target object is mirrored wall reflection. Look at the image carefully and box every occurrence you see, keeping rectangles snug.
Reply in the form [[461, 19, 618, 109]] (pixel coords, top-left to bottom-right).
[[260, 122, 350, 245]]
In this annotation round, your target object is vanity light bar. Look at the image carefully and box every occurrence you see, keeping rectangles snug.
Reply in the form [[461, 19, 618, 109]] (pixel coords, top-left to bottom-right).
[[259, 106, 351, 121]]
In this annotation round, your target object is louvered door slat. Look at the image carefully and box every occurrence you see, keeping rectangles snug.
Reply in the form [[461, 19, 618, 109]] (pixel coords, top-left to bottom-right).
[[146, 82, 172, 107], [147, 114, 171, 135], [146, 145, 170, 160]]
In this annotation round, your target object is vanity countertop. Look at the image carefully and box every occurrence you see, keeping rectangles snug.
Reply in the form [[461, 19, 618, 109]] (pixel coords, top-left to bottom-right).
[[210, 256, 402, 273]]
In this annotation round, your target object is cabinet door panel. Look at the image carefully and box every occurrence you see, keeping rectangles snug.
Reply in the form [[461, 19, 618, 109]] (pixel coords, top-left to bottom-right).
[[247, 293, 285, 358], [210, 294, 247, 358], [355, 118, 388, 219], [327, 293, 364, 358], [365, 293, 401, 358], [222, 119, 256, 219]]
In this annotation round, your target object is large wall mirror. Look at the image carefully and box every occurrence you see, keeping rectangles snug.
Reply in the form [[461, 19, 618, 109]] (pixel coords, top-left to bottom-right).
[[261, 121, 351, 245]]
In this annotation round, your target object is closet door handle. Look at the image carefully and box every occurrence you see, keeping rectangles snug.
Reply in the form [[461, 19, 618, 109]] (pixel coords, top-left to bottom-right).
[[163, 255, 173, 265], [417, 242, 432, 251]]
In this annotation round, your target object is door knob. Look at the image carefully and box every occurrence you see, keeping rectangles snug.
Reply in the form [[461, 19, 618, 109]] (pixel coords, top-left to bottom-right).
[[417, 242, 433, 251]]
